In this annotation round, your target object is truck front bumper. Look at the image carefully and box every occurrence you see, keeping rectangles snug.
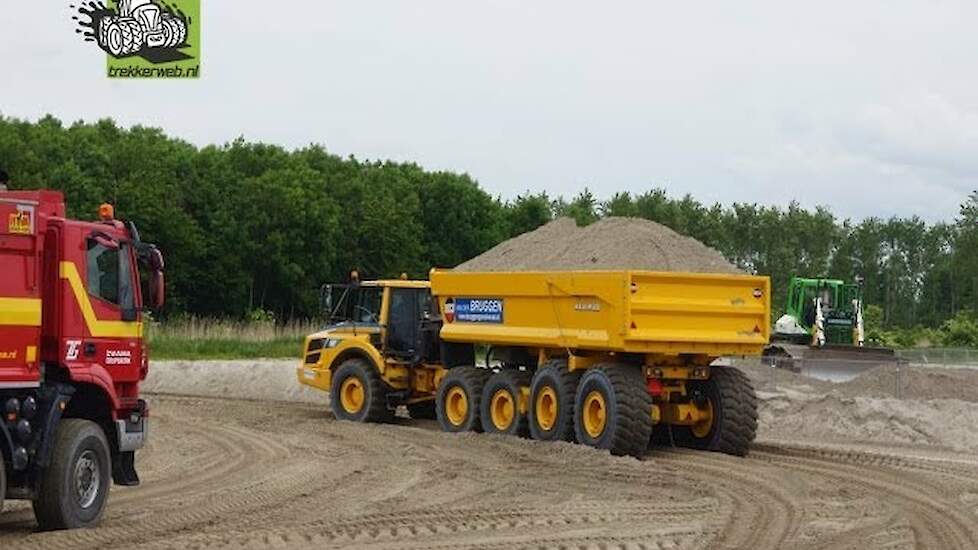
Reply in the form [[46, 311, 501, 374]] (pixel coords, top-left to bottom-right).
[[116, 413, 148, 453]]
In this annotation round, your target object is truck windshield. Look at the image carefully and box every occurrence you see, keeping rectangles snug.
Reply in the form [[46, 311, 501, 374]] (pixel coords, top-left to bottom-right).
[[329, 286, 383, 325]]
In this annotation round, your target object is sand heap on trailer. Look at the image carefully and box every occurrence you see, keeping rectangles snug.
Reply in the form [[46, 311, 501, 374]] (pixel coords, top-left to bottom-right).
[[455, 216, 742, 274]]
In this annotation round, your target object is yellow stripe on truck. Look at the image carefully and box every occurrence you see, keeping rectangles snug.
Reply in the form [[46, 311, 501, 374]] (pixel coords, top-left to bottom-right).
[[0, 297, 42, 327], [59, 262, 142, 338]]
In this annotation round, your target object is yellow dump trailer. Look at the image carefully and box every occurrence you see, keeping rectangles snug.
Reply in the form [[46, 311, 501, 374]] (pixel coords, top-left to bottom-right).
[[298, 269, 770, 457]]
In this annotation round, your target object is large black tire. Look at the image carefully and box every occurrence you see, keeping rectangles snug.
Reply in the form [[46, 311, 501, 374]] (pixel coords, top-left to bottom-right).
[[528, 360, 581, 442], [406, 400, 436, 420], [330, 358, 393, 423], [32, 419, 111, 530], [573, 364, 653, 457], [436, 367, 490, 433], [674, 367, 757, 456], [480, 370, 532, 436]]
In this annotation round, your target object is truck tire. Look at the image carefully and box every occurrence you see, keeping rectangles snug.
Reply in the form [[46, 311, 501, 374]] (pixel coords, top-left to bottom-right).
[[407, 400, 436, 420], [528, 360, 581, 442], [103, 18, 144, 56], [32, 419, 111, 530], [161, 15, 187, 48], [480, 369, 531, 436], [675, 367, 757, 456], [436, 366, 490, 433], [330, 358, 393, 423], [97, 15, 116, 50], [573, 364, 653, 457]]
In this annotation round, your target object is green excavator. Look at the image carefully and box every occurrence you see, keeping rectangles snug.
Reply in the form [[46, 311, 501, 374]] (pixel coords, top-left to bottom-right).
[[762, 276, 896, 373]]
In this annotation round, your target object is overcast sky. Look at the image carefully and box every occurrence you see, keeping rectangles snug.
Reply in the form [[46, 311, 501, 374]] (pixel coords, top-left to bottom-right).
[[3, 1, 976, 222]]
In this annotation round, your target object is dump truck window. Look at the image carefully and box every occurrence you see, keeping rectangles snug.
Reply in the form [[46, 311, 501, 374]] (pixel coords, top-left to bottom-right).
[[355, 288, 382, 323], [87, 239, 120, 304]]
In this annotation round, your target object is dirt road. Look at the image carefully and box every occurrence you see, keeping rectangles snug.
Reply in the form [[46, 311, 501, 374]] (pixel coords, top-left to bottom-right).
[[2, 363, 978, 549]]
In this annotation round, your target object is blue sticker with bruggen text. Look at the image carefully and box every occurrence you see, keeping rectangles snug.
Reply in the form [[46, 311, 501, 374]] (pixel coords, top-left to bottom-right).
[[451, 298, 503, 323]]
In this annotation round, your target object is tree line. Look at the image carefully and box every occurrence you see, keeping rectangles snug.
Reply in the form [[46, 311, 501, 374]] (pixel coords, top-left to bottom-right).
[[1, 115, 976, 342]]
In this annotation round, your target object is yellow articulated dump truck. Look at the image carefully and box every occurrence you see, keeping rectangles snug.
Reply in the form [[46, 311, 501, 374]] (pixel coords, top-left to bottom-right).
[[298, 270, 770, 457]]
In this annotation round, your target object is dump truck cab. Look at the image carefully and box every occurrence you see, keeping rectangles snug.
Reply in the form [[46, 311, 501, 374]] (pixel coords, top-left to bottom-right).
[[299, 279, 447, 421], [1, 189, 163, 529]]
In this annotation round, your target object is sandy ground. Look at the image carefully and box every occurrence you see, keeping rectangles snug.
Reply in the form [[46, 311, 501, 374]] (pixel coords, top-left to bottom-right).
[[2, 360, 978, 549]]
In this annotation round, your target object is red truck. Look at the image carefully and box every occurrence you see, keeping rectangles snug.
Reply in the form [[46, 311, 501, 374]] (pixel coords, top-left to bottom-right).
[[0, 189, 163, 529]]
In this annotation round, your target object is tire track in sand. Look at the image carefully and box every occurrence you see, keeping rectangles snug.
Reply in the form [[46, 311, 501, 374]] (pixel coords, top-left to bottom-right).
[[750, 444, 978, 549]]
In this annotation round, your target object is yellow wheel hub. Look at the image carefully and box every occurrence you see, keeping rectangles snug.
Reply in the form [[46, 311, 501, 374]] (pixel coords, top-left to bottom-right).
[[535, 386, 558, 431], [445, 386, 469, 426], [582, 390, 608, 438], [691, 398, 715, 438], [490, 389, 516, 431], [339, 377, 365, 414]]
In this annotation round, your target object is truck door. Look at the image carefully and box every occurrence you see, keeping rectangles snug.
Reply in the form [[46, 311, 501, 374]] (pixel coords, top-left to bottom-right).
[[62, 233, 143, 383], [386, 288, 419, 357]]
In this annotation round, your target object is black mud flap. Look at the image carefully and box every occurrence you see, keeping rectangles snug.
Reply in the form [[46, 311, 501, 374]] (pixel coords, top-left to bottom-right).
[[112, 451, 140, 486]]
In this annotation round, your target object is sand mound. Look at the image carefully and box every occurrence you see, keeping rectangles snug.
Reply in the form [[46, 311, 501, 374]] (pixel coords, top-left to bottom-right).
[[143, 360, 328, 404], [456, 217, 741, 273], [739, 361, 978, 451], [840, 365, 978, 402], [759, 392, 978, 451]]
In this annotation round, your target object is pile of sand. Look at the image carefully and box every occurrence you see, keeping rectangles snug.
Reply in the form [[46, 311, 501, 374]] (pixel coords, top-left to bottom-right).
[[456, 217, 742, 273], [840, 365, 978, 402], [744, 362, 978, 451]]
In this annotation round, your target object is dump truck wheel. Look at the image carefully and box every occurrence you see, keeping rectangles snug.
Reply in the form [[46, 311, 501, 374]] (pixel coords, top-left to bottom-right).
[[436, 367, 490, 433], [528, 361, 580, 442], [330, 359, 393, 423], [407, 401, 436, 420], [480, 370, 532, 436], [32, 419, 111, 530], [675, 367, 757, 456], [573, 364, 653, 457]]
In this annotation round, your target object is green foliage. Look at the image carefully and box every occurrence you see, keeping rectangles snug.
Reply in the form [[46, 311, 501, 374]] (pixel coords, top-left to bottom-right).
[[149, 335, 303, 360], [940, 311, 978, 348], [1, 114, 975, 346]]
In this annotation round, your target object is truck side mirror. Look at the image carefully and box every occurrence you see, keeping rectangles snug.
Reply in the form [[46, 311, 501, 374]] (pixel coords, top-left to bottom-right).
[[145, 246, 165, 309], [150, 270, 165, 309]]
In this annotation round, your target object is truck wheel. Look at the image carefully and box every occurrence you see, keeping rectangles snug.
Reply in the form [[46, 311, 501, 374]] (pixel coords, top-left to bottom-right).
[[330, 359, 393, 423], [573, 364, 653, 457], [675, 367, 757, 456], [480, 370, 531, 436], [161, 15, 187, 48], [436, 367, 490, 433], [32, 419, 111, 530], [528, 360, 580, 442], [103, 18, 144, 56], [97, 15, 116, 49], [407, 401, 436, 420]]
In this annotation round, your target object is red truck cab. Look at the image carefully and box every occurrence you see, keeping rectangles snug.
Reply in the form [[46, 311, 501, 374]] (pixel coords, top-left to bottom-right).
[[1, 189, 163, 529]]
